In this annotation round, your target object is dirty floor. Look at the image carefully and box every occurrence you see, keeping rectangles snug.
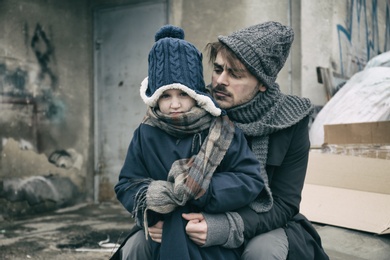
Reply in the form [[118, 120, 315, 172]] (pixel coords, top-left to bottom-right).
[[0, 202, 389, 259], [0, 202, 133, 260]]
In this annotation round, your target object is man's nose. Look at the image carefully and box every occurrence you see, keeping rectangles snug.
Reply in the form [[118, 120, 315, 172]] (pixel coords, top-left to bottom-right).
[[216, 71, 228, 86]]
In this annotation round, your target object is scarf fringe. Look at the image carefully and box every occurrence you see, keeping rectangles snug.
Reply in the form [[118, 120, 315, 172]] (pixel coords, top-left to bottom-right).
[[125, 178, 152, 228]]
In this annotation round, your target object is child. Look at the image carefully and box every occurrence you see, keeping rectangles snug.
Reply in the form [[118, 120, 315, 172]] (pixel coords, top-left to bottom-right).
[[114, 25, 264, 260]]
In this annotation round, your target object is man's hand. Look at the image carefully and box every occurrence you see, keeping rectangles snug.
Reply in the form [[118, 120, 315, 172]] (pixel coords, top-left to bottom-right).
[[148, 220, 164, 243], [182, 213, 208, 246]]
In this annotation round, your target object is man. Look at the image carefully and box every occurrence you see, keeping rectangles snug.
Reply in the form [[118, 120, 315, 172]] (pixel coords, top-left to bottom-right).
[[113, 21, 329, 260], [181, 21, 329, 259]]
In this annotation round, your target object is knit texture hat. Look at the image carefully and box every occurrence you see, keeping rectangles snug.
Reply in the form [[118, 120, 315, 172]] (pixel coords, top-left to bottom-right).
[[218, 21, 294, 89], [141, 25, 221, 116]]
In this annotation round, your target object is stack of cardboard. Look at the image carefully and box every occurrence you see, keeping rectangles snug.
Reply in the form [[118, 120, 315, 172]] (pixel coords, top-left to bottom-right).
[[301, 121, 390, 235]]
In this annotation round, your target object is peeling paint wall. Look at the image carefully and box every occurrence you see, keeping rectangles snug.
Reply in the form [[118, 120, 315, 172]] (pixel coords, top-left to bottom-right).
[[0, 0, 91, 155], [0, 0, 92, 216]]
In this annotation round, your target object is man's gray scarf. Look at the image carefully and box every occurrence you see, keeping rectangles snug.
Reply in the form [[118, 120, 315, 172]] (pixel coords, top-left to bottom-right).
[[134, 106, 235, 233], [226, 84, 313, 212]]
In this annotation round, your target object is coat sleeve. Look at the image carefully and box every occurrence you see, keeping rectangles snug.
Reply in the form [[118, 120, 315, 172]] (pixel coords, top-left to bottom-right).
[[190, 127, 264, 213], [203, 116, 311, 248], [237, 116, 311, 239], [114, 126, 153, 226]]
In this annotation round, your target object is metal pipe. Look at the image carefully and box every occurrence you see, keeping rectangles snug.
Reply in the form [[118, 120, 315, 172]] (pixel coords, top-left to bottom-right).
[[288, 0, 293, 95]]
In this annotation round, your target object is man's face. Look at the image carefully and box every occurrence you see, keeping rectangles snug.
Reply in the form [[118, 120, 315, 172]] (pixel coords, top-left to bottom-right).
[[210, 53, 265, 109]]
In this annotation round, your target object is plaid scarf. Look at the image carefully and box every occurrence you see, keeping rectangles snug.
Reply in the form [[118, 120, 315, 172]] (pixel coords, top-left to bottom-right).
[[133, 106, 235, 233], [143, 106, 213, 138]]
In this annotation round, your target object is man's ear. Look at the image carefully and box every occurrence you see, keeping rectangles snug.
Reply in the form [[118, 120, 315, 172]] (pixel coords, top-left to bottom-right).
[[258, 84, 267, 92]]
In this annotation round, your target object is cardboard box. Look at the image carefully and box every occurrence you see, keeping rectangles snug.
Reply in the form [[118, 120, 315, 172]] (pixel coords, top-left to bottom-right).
[[324, 121, 390, 145], [301, 151, 390, 235], [321, 144, 390, 160], [303, 121, 390, 234]]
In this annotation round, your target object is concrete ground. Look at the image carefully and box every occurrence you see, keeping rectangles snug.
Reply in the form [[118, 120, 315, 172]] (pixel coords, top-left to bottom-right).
[[313, 224, 390, 260], [0, 202, 389, 260], [0, 203, 132, 260]]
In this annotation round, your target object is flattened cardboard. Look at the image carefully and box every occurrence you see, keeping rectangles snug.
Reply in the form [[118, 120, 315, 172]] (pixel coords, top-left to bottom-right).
[[302, 184, 390, 234], [300, 152, 390, 235], [324, 121, 390, 144]]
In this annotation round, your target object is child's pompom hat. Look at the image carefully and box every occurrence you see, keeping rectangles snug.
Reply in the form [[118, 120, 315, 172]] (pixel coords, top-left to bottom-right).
[[140, 25, 221, 116]]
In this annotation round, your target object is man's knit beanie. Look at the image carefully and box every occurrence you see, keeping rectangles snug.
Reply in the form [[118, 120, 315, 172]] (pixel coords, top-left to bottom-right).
[[140, 25, 221, 116], [218, 21, 294, 89]]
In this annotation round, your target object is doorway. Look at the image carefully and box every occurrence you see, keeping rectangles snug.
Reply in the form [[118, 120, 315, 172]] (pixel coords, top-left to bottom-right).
[[94, 1, 167, 201]]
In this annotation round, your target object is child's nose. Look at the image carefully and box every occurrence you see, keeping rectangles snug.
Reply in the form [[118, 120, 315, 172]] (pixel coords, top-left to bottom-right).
[[170, 97, 181, 108]]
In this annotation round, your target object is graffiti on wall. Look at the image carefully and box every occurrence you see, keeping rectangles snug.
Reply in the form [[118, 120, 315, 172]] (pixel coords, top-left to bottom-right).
[[31, 23, 58, 91], [0, 64, 29, 96], [0, 23, 66, 153], [337, 0, 390, 77], [0, 23, 64, 123]]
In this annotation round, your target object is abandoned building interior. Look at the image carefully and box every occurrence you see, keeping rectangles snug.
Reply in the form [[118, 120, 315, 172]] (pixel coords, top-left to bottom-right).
[[1, 0, 389, 259]]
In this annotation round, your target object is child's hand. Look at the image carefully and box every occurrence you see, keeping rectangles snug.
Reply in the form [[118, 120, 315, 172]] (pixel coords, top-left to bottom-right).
[[148, 220, 164, 243], [182, 213, 207, 246]]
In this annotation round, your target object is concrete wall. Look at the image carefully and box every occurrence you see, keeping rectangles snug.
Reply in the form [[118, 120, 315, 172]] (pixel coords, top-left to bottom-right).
[[0, 0, 389, 214], [0, 0, 91, 155], [0, 0, 93, 215]]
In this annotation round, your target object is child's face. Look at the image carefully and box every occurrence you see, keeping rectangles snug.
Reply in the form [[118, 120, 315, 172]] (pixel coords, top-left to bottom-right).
[[157, 89, 196, 115]]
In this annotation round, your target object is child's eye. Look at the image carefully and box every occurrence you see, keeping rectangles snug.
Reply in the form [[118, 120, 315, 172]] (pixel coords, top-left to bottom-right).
[[160, 94, 170, 99], [180, 92, 189, 97]]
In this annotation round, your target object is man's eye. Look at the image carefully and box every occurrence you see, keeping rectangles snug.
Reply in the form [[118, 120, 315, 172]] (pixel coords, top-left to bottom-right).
[[213, 68, 223, 74], [230, 72, 241, 79]]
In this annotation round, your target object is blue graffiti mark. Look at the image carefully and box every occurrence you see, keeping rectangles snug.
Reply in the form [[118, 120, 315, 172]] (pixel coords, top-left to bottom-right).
[[0, 62, 64, 122], [366, 0, 379, 59], [337, 0, 390, 76], [6, 68, 28, 92], [39, 89, 66, 122], [46, 99, 66, 122], [337, 24, 349, 76], [0, 63, 30, 97], [385, 3, 390, 50]]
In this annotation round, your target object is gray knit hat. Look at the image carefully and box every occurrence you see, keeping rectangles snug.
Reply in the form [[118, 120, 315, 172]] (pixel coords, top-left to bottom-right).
[[218, 21, 294, 89]]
